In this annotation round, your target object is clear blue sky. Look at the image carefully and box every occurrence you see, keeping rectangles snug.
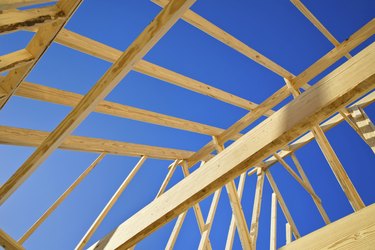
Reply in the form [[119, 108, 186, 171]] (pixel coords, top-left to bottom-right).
[[0, 0, 374, 249]]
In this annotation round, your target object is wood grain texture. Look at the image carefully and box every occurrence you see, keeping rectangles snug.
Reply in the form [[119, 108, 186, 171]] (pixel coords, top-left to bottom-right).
[[0, 229, 25, 250], [225, 173, 247, 250], [87, 41, 375, 250], [270, 193, 277, 250], [11, 79, 241, 139], [187, 19, 375, 167], [52, 29, 270, 114], [75, 156, 147, 250], [279, 203, 375, 250], [290, 153, 331, 224], [349, 106, 375, 153], [290, 0, 351, 59], [312, 126, 365, 211], [0, 0, 196, 205], [18, 153, 106, 244], [0, 125, 202, 160], [249, 168, 265, 249], [264, 91, 375, 166], [0, 0, 83, 109], [0, 6, 64, 34], [152, 0, 294, 79], [0, 49, 34, 73], [266, 171, 300, 239]]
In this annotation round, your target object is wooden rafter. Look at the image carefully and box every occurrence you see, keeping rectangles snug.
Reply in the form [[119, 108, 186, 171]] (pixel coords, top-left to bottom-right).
[[0, 0, 197, 205], [0, 0, 83, 109], [273, 153, 321, 202], [75, 156, 147, 250], [270, 192, 277, 250], [0, 229, 24, 250], [0, 5, 65, 35], [0, 125, 204, 161], [290, 0, 351, 59], [266, 171, 301, 239], [249, 168, 265, 248], [225, 172, 248, 250], [348, 106, 375, 153], [212, 136, 253, 250], [264, 91, 375, 166], [312, 126, 365, 211], [151, 0, 294, 79], [9, 79, 242, 139], [186, 18, 375, 167], [47, 29, 273, 114], [18, 153, 106, 244], [181, 162, 214, 250], [87, 41, 375, 250], [0, 50, 34, 73], [290, 153, 330, 224]]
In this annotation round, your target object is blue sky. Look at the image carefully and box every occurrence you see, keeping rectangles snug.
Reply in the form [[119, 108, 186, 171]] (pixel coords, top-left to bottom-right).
[[0, 0, 374, 249]]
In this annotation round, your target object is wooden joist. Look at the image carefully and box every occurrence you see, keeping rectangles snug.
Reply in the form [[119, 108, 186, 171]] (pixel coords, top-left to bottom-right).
[[0, 0, 56, 10], [0, 125, 204, 161], [290, 0, 351, 59], [225, 173, 247, 250], [186, 19, 375, 167], [279, 203, 375, 250], [266, 171, 301, 239], [312, 126, 365, 211], [0, 0, 197, 205], [87, 41, 375, 250], [264, 91, 375, 166], [50, 29, 271, 114], [0, 50, 34, 73], [213, 137, 253, 250], [0, 229, 24, 250], [249, 168, 265, 248], [292, 18, 375, 87], [18, 153, 106, 244], [0, 5, 65, 35], [10, 79, 241, 139], [270, 193, 277, 250], [290, 153, 330, 224], [0, 0, 83, 109], [75, 156, 147, 250], [348, 106, 375, 153], [151, 0, 294, 79]]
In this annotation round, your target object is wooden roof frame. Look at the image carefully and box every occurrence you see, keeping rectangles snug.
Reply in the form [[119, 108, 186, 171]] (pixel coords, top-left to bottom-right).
[[0, 0, 374, 249]]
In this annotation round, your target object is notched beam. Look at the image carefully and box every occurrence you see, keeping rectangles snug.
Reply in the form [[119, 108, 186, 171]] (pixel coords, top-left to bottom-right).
[[0, 6, 65, 34], [0, 49, 34, 73]]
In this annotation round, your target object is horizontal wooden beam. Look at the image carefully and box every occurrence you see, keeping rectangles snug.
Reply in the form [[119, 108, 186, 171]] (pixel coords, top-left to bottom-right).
[[186, 18, 375, 167], [0, 125, 204, 161], [88, 42, 375, 250], [279, 203, 375, 249], [0, 50, 34, 73], [151, 0, 294, 79], [0, 0, 56, 10], [0, 0, 83, 109], [51, 29, 272, 114], [9, 79, 242, 139], [0, 6, 64, 35]]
